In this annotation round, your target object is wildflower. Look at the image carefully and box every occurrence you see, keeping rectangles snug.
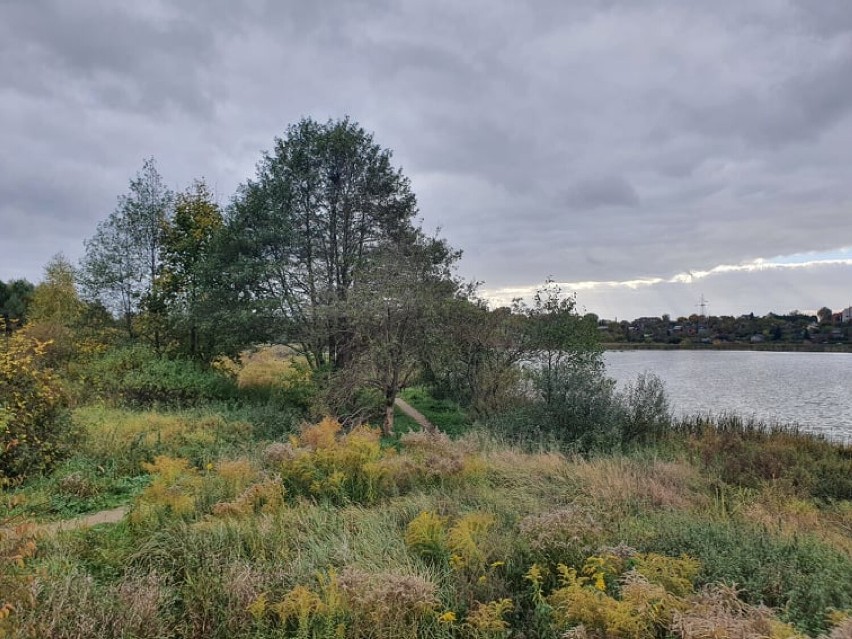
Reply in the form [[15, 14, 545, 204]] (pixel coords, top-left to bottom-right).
[[438, 611, 457, 624]]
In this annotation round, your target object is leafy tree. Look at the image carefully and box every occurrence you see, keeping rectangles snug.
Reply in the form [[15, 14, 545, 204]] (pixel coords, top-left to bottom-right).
[[80, 158, 173, 343], [24, 254, 87, 366], [215, 117, 419, 369], [28, 254, 84, 325], [817, 306, 833, 325], [421, 297, 526, 418], [0, 279, 34, 335], [333, 235, 459, 435], [514, 280, 602, 408], [158, 179, 223, 358]]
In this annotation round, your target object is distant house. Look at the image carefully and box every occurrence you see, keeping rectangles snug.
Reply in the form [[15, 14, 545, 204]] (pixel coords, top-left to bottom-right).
[[842, 307, 852, 323], [750, 334, 765, 343]]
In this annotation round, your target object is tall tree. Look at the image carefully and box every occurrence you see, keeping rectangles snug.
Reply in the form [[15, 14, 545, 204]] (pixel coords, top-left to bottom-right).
[[218, 117, 419, 368], [514, 280, 602, 408], [817, 306, 833, 325], [158, 179, 223, 358], [28, 254, 84, 325], [80, 158, 173, 343], [338, 235, 459, 435]]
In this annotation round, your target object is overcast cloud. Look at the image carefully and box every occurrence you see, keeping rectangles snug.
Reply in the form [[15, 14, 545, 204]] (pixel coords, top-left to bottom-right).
[[2, 0, 852, 318]]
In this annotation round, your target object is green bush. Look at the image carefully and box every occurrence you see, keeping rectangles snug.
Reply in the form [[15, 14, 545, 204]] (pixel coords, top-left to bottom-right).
[[488, 369, 673, 453], [618, 372, 671, 445], [84, 344, 238, 406]]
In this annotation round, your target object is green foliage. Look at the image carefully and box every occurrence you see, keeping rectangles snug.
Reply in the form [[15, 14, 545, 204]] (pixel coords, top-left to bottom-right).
[[157, 179, 224, 360], [210, 117, 422, 371], [400, 386, 471, 436], [624, 513, 852, 634], [0, 278, 34, 334], [421, 297, 525, 419], [618, 372, 671, 445], [1, 335, 77, 485], [83, 344, 238, 406], [80, 158, 173, 342]]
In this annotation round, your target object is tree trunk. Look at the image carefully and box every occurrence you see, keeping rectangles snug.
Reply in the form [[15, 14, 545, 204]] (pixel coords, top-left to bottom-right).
[[383, 401, 395, 437]]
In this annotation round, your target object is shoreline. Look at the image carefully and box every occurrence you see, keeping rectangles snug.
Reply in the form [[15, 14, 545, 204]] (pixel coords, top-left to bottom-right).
[[602, 342, 852, 353]]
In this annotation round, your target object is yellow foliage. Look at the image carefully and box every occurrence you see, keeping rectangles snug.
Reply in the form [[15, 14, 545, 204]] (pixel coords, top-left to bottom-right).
[[216, 458, 259, 493], [1, 333, 72, 484], [274, 585, 325, 624], [233, 345, 309, 389], [632, 553, 699, 598], [212, 479, 285, 518], [545, 553, 698, 639], [131, 456, 202, 528], [448, 512, 496, 573], [405, 511, 449, 561], [299, 417, 342, 450], [464, 598, 513, 637]]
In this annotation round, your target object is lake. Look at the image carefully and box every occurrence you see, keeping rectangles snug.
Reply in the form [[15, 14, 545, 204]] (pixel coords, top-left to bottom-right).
[[603, 350, 852, 442]]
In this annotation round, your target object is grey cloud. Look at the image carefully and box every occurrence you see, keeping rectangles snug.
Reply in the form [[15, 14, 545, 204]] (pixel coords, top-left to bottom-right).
[[3, 0, 852, 319], [0, 1, 221, 116], [562, 176, 639, 210]]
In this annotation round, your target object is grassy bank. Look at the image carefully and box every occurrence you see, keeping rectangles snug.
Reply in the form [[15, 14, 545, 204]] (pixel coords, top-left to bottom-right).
[[3, 402, 851, 638]]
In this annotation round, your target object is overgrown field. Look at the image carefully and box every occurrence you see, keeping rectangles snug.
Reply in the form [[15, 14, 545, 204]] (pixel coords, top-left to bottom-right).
[[3, 403, 851, 638]]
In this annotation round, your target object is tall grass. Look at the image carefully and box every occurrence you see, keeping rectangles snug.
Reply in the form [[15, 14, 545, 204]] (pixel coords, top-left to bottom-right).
[[6, 408, 852, 638]]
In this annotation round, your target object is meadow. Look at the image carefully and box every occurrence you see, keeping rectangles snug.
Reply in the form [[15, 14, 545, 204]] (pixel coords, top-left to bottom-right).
[[2, 347, 852, 639]]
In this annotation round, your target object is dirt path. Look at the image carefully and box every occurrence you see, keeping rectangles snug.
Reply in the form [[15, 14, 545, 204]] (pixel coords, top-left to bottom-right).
[[394, 397, 437, 434], [2, 506, 129, 538]]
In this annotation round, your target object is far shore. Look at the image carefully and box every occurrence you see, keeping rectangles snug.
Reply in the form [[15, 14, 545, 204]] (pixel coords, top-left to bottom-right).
[[602, 342, 852, 353]]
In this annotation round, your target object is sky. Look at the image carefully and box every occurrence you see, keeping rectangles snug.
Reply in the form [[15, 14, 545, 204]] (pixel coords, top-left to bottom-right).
[[2, 0, 852, 320]]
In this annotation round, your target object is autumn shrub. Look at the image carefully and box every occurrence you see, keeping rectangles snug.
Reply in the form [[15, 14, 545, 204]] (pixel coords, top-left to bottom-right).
[[269, 418, 385, 504], [128, 456, 205, 531], [1, 334, 77, 485], [526, 551, 803, 639]]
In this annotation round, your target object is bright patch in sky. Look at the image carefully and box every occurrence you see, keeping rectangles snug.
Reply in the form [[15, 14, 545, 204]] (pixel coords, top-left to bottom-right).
[[764, 247, 852, 265], [485, 247, 852, 317]]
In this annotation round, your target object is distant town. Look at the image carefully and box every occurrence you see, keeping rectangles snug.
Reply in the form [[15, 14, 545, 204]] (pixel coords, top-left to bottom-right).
[[598, 305, 852, 349]]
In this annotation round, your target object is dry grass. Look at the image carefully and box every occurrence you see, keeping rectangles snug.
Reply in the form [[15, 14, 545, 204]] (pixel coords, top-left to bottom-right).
[[742, 487, 852, 555], [568, 457, 711, 518], [672, 584, 801, 639]]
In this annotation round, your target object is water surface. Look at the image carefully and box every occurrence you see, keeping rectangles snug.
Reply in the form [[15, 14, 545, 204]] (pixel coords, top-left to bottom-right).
[[604, 350, 852, 442]]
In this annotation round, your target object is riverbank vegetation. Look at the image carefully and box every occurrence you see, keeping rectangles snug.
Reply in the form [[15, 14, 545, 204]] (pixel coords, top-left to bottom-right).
[[3, 118, 851, 638]]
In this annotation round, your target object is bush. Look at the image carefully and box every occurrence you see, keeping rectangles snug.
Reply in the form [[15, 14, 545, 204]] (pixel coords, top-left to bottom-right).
[[618, 372, 671, 445], [488, 369, 673, 453], [84, 344, 238, 406], [1, 335, 77, 485]]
